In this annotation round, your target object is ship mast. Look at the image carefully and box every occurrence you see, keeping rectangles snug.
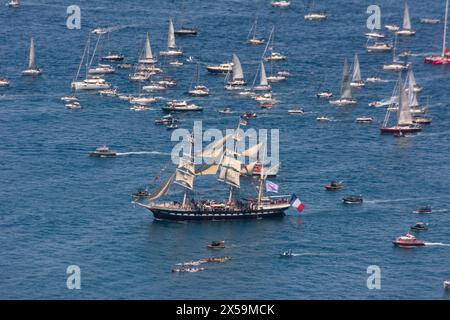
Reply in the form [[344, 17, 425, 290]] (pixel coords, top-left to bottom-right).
[[443, 0, 449, 57], [227, 120, 242, 203]]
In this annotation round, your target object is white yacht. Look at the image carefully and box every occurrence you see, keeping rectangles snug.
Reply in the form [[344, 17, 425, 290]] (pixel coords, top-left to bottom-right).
[[385, 24, 400, 32], [207, 63, 233, 74], [88, 64, 115, 75], [0, 78, 10, 87], [365, 31, 385, 39], [264, 52, 287, 62], [350, 53, 365, 88], [129, 95, 157, 105], [253, 62, 271, 91], [271, 1, 290, 8], [225, 54, 246, 90], [72, 78, 110, 90], [366, 41, 393, 53], [22, 38, 42, 76], [159, 18, 183, 56]]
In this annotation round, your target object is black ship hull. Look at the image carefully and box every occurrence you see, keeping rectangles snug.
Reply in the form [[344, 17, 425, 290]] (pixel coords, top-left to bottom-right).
[[147, 207, 288, 221]]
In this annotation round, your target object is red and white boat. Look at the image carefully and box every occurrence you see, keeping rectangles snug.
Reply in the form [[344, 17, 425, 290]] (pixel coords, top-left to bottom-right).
[[393, 233, 425, 247], [380, 77, 421, 134], [424, 0, 450, 65]]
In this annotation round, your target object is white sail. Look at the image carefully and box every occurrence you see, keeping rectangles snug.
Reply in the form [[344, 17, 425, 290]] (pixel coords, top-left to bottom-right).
[[259, 62, 268, 86], [407, 68, 416, 87], [178, 157, 195, 175], [340, 59, 353, 99], [351, 54, 361, 82], [147, 172, 175, 201], [397, 78, 413, 125], [28, 38, 36, 69], [168, 18, 176, 49], [232, 54, 244, 81], [403, 2, 412, 30], [144, 33, 153, 59], [200, 134, 232, 159], [407, 79, 419, 107], [218, 167, 240, 188], [443, 0, 449, 56], [196, 163, 220, 175], [241, 142, 263, 158]]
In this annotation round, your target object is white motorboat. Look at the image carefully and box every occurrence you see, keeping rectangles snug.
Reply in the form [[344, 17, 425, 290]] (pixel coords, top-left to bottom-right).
[[101, 52, 124, 62], [92, 28, 108, 35], [130, 105, 150, 112], [65, 101, 81, 109], [366, 76, 388, 83], [163, 100, 202, 112], [129, 96, 157, 105], [169, 60, 183, 67], [0, 78, 10, 87], [207, 63, 233, 74], [316, 116, 333, 122], [188, 85, 209, 96], [385, 24, 400, 32], [304, 13, 327, 21], [288, 109, 304, 115], [72, 78, 110, 90], [7, 0, 20, 8], [366, 42, 393, 53], [88, 64, 115, 75], [253, 92, 274, 102], [159, 18, 183, 56], [22, 38, 42, 76], [365, 31, 385, 39], [264, 52, 287, 62], [356, 116, 373, 123], [99, 88, 118, 96], [317, 91, 333, 99], [61, 95, 78, 102], [143, 84, 167, 92], [271, 1, 290, 8]]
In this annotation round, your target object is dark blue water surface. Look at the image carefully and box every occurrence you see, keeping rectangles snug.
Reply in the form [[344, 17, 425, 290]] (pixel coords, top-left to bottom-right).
[[1, 0, 450, 299]]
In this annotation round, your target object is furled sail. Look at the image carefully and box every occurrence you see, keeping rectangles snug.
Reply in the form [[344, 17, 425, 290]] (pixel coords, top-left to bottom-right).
[[403, 2, 412, 30], [147, 172, 175, 201], [168, 18, 176, 49], [397, 78, 413, 125], [29, 38, 36, 69], [144, 33, 153, 59], [352, 54, 361, 82], [340, 59, 353, 99], [232, 54, 244, 81], [259, 62, 268, 86]]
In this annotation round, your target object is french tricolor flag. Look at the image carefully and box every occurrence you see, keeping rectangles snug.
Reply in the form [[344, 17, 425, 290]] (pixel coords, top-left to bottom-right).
[[290, 194, 305, 213]]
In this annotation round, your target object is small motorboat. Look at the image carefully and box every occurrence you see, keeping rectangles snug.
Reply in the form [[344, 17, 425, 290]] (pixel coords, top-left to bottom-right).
[[99, 88, 118, 97], [393, 233, 425, 247], [413, 116, 432, 125], [132, 189, 150, 198], [118, 63, 134, 69], [288, 109, 304, 115], [65, 101, 81, 110], [271, 1, 290, 8], [241, 112, 257, 119], [304, 13, 327, 21], [207, 241, 225, 249], [259, 102, 275, 109], [385, 24, 400, 32], [101, 52, 125, 62], [218, 108, 233, 114], [172, 267, 207, 273], [277, 71, 291, 77], [366, 76, 388, 83], [155, 114, 179, 125], [342, 195, 363, 204], [365, 31, 385, 39], [356, 116, 373, 123], [174, 27, 198, 36], [325, 181, 343, 191], [420, 18, 440, 24], [366, 42, 393, 53], [280, 249, 293, 258], [89, 145, 117, 157], [130, 105, 150, 112], [316, 91, 333, 99], [7, 0, 20, 8], [166, 121, 179, 130], [0, 78, 11, 87], [169, 60, 183, 67], [264, 52, 287, 62], [416, 206, 432, 214], [267, 75, 286, 83], [444, 280, 450, 289], [61, 95, 78, 102], [411, 222, 428, 232], [316, 116, 333, 122], [206, 257, 231, 263], [188, 85, 209, 97], [92, 27, 108, 35]]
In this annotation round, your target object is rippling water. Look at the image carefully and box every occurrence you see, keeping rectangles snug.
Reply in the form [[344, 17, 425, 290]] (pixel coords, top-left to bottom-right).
[[1, 0, 450, 299]]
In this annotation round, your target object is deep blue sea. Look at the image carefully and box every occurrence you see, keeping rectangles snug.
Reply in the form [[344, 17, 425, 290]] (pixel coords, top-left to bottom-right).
[[1, 0, 450, 300]]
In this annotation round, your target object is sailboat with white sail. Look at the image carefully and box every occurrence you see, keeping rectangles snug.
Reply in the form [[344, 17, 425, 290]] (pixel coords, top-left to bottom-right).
[[253, 62, 271, 91], [225, 54, 246, 90], [404, 67, 423, 93], [187, 63, 209, 96], [22, 38, 42, 76], [330, 59, 357, 106], [247, 19, 265, 45], [71, 34, 111, 91], [424, 0, 450, 64], [380, 77, 421, 134], [396, 1, 416, 36], [139, 33, 157, 64], [133, 121, 291, 221], [160, 18, 183, 57], [350, 53, 365, 88]]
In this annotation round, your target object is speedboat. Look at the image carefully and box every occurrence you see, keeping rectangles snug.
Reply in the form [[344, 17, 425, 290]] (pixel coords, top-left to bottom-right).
[[411, 222, 428, 232], [155, 114, 179, 124], [218, 108, 233, 114], [129, 96, 157, 105], [329, 98, 357, 107], [280, 249, 293, 258], [444, 281, 450, 289], [118, 63, 134, 69], [166, 122, 179, 130], [99, 88, 118, 97], [356, 116, 373, 123], [325, 181, 343, 191], [383, 61, 410, 71], [304, 13, 327, 21], [174, 27, 198, 36], [61, 96, 78, 102], [163, 100, 202, 112], [271, 1, 290, 8], [71, 78, 110, 90], [350, 80, 365, 88], [316, 91, 333, 99], [206, 63, 233, 74], [342, 195, 363, 204], [247, 37, 265, 45], [241, 112, 257, 119], [385, 24, 400, 32], [264, 52, 287, 62], [288, 109, 304, 115], [416, 206, 432, 214], [316, 116, 333, 122], [420, 18, 440, 24], [393, 233, 425, 247], [92, 27, 108, 35], [366, 42, 393, 53], [277, 71, 291, 77], [172, 267, 207, 273], [88, 64, 115, 75], [207, 241, 225, 249], [365, 31, 385, 39], [260, 102, 275, 109], [188, 85, 209, 96], [143, 84, 167, 92], [366, 76, 387, 83], [130, 105, 150, 112], [0, 78, 10, 87], [169, 60, 183, 67], [101, 52, 125, 62], [65, 101, 81, 110], [267, 75, 286, 82], [89, 145, 117, 157], [156, 77, 177, 88]]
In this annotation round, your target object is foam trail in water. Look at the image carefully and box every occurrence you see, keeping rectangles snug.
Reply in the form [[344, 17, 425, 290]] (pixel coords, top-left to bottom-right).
[[365, 196, 450, 204], [424, 242, 450, 247], [116, 151, 170, 156]]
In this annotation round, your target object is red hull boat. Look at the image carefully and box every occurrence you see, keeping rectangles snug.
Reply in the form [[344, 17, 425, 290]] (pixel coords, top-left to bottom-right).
[[393, 233, 425, 247], [380, 126, 421, 134]]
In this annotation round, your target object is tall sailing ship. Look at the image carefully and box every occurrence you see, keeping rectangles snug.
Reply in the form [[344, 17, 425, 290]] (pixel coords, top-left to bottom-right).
[[424, 0, 450, 64], [133, 121, 291, 221]]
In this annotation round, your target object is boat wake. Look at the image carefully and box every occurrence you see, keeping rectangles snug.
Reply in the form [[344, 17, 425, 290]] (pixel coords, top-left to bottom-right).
[[365, 196, 448, 204], [424, 242, 450, 247], [289, 252, 330, 257], [116, 151, 170, 156]]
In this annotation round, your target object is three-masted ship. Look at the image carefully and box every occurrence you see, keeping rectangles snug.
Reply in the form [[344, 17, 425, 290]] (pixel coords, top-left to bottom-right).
[[134, 121, 291, 221]]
